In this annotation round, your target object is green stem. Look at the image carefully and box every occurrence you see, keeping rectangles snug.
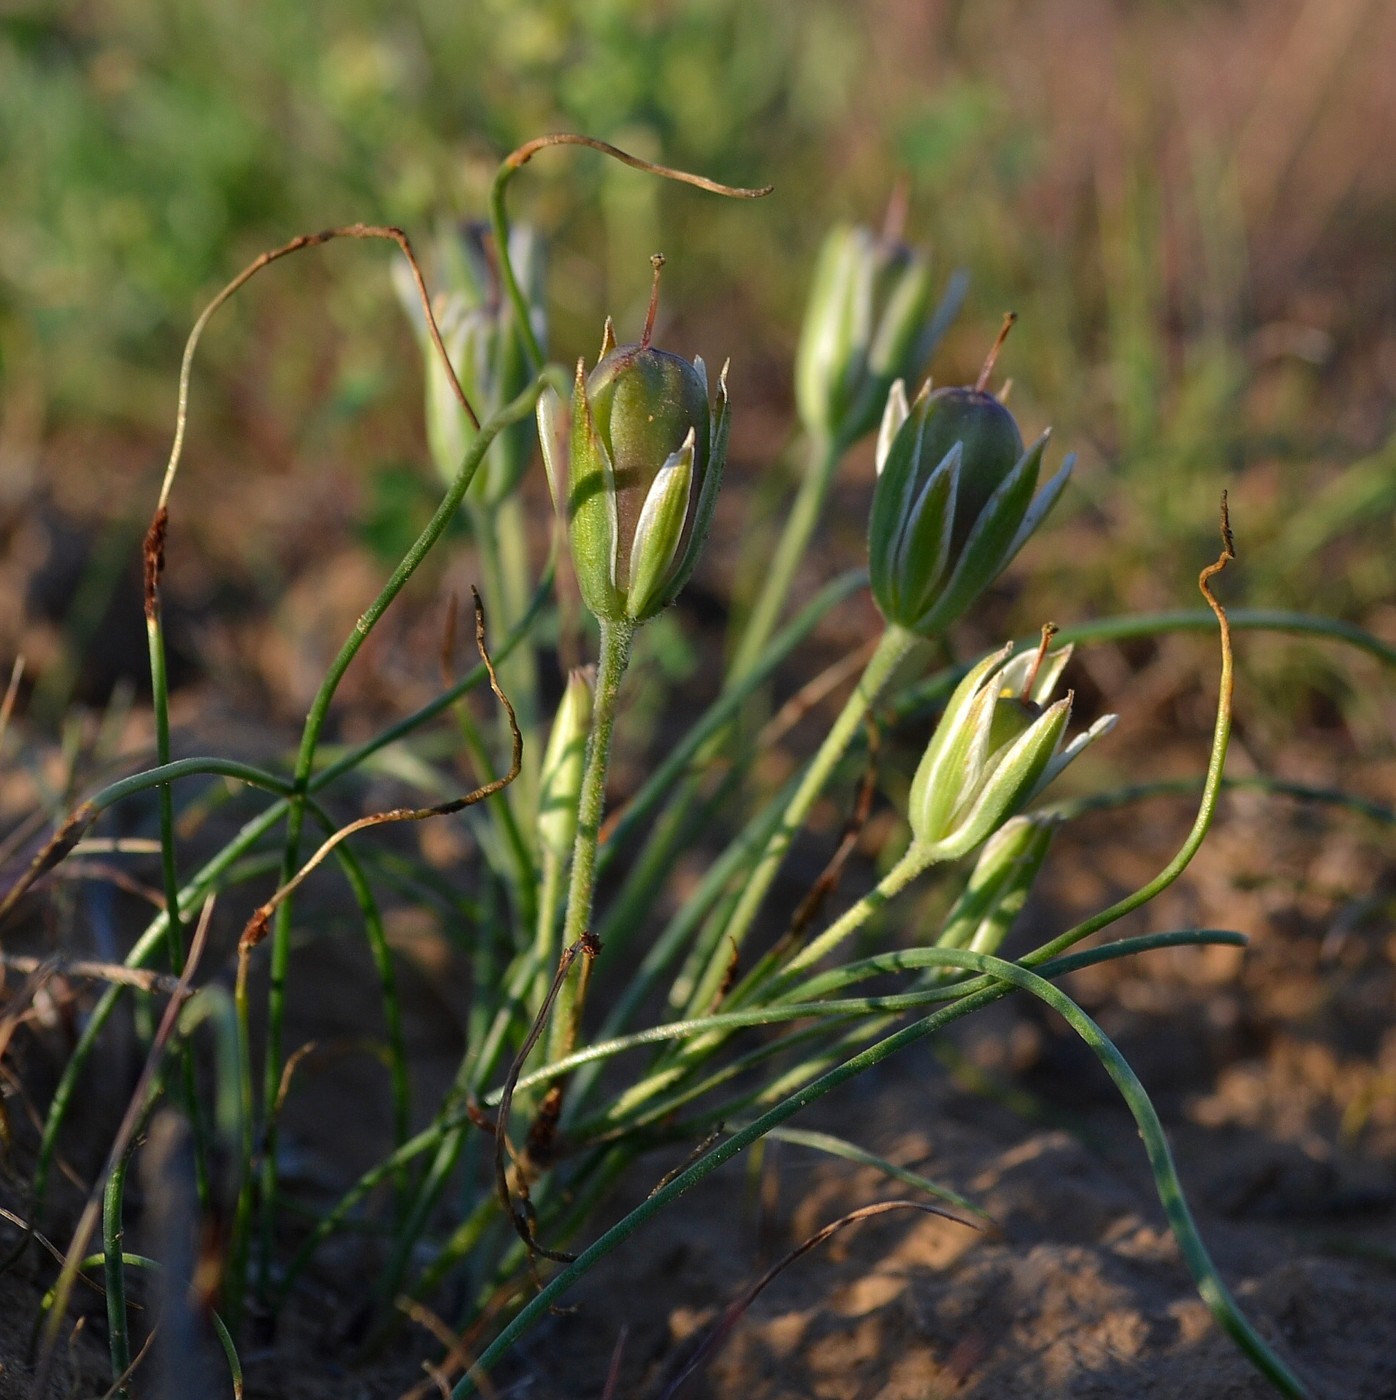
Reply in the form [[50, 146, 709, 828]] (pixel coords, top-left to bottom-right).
[[1026, 574, 1234, 967], [254, 374, 553, 1302], [779, 842, 932, 977], [24, 571, 550, 1228], [225, 947, 257, 1332], [490, 170, 545, 377], [102, 1146, 134, 1396], [469, 494, 542, 885], [273, 930, 1237, 1309], [594, 569, 865, 882], [556, 935, 1248, 1144], [454, 984, 1009, 1397], [455, 945, 1307, 1400], [940, 952, 1311, 1398], [593, 626, 911, 1124], [687, 622, 919, 1014], [148, 614, 210, 1212], [144, 620, 183, 962], [548, 616, 635, 1062], [727, 431, 841, 682]]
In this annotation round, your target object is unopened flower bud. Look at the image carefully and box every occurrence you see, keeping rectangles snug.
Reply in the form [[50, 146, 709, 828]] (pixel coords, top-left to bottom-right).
[[536, 666, 595, 859], [796, 220, 961, 450], [907, 638, 1113, 861], [394, 222, 546, 505]]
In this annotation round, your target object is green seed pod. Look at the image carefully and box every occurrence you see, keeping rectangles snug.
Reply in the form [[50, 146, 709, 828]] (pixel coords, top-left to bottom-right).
[[868, 324, 1074, 639], [536, 666, 595, 860], [985, 693, 1042, 754], [582, 341, 710, 601], [545, 262, 731, 625], [906, 386, 1025, 550]]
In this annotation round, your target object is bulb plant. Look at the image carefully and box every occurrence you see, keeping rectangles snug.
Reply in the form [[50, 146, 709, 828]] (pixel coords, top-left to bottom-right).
[[0, 135, 1326, 1400]]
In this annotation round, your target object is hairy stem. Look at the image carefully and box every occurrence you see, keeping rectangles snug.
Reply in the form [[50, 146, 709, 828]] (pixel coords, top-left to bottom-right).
[[548, 616, 635, 1063], [687, 622, 919, 1014]]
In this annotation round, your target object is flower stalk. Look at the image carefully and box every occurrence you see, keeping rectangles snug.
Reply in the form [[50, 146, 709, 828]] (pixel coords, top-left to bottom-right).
[[548, 617, 634, 1063]]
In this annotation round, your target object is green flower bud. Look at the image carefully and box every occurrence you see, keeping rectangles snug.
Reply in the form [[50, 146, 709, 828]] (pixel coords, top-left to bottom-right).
[[536, 666, 595, 860], [907, 639, 1114, 861], [936, 813, 1057, 956], [795, 222, 964, 450], [394, 222, 546, 506], [868, 339, 1074, 639], [539, 263, 731, 624]]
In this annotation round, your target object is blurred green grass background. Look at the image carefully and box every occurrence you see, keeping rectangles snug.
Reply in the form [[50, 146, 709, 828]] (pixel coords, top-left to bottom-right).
[[2, 0, 1394, 726]]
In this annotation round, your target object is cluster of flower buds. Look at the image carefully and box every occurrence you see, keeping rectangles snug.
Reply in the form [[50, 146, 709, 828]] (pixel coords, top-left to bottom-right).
[[868, 318, 1073, 640], [394, 222, 547, 505], [538, 258, 730, 625], [908, 635, 1115, 862], [795, 217, 963, 451]]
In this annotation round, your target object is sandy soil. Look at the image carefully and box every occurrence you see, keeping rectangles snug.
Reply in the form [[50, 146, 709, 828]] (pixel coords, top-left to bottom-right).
[[3, 728, 1391, 1400]]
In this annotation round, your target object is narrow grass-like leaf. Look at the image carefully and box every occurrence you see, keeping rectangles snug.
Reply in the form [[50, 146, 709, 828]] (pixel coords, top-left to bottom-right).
[[922, 949, 1311, 1399], [761, 1125, 990, 1222]]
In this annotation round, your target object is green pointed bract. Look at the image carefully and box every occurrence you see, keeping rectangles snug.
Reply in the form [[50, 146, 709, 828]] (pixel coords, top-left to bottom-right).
[[561, 333, 728, 624], [1035, 711, 1118, 795], [569, 358, 624, 620], [868, 384, 928, 601], [918, 680, 1003, 846], [874, 377, 911, 475], [906, 640, 1113, 863], [888, 442, 958, 627], [626, 430, 695, 620], [921, 433, 1046, 632], [913, 690, 1072, 861], [907, 646, 1014, 845], [662, 360, 731, 609], [937, 694, 1072, 859], [869, 384, 955, 625], [535, 384, 566, 516]]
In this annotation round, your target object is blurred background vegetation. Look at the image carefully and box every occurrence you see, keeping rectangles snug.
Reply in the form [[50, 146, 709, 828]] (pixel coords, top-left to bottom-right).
[[2, 0, 1394, 737]]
